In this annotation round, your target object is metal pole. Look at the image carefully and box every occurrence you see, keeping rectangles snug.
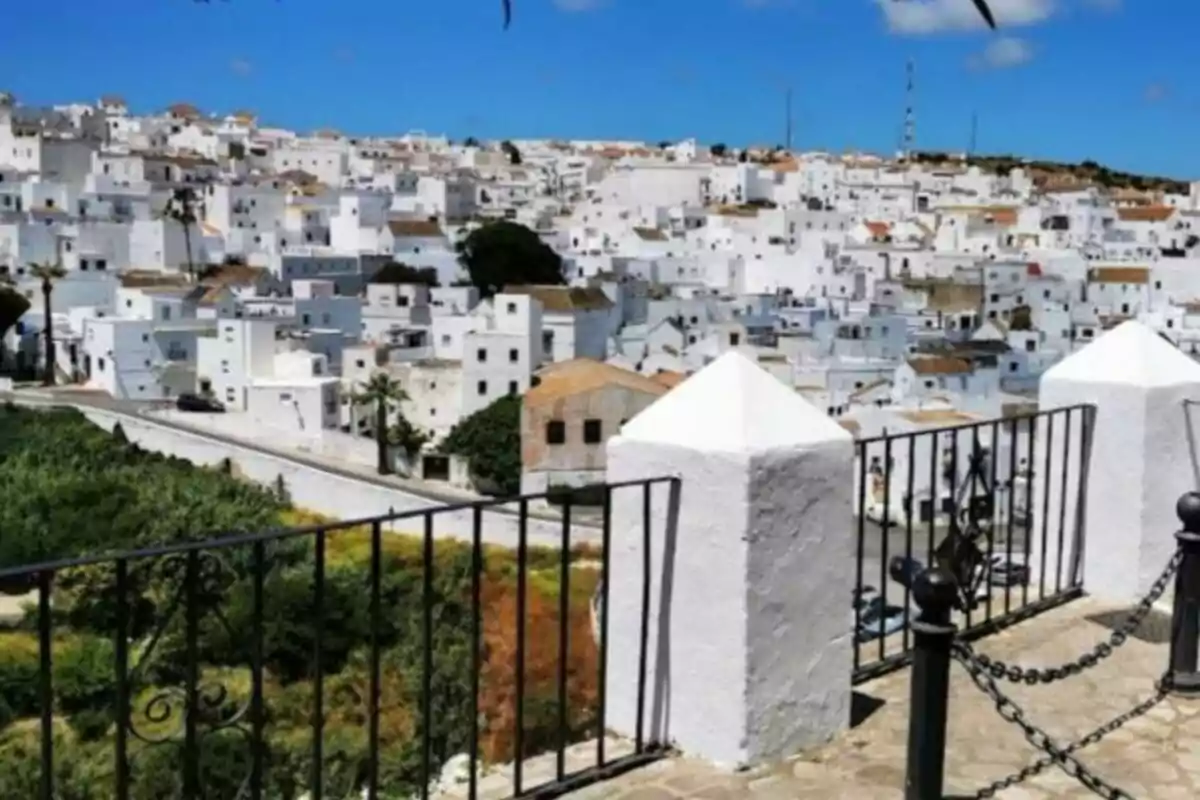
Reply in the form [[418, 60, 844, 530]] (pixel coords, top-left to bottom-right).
[[1171, 492, 1200, 695], [904, 567, 958, 800]]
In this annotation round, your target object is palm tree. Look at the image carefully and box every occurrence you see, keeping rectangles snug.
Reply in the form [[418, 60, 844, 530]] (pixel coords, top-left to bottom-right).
[[351, 373, 410, 475], [165, 187, 200, 283], [29, 261, 66, 386]]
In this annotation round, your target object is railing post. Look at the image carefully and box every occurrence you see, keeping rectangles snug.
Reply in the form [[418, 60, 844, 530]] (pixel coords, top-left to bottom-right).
[[905, 567, 958, 800], [1171, 492, 1200, 695]]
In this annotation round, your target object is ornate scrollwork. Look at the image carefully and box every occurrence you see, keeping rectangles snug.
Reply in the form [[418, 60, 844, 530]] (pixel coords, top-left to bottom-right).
[[123, 548, 257, 783]]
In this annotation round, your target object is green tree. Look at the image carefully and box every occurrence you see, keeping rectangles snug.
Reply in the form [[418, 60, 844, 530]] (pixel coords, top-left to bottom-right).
[[499, 139, 522, 165], [455, 222, 564, 297], [709, 143, 727, 157], [165, 186, 201, 283], [351, 373, 410, 476], [29, 261, 65, 387], [441, 394, 521, 496], [463, 136, 481, 147], [0, 271, 28, 376], [1009, 305, 1033, 331]]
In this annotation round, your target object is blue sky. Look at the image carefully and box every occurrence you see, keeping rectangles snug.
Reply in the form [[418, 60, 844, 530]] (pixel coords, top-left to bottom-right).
[[1, 0, 1195, 177]]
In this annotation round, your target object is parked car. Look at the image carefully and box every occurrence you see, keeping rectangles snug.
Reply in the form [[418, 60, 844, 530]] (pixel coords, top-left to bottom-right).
[[984, 554, 1031, 588], [176, 393, 225, 413]]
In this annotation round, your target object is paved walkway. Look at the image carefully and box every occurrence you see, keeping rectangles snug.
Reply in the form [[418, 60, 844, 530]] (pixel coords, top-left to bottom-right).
[[450, 598, 1200, 799]]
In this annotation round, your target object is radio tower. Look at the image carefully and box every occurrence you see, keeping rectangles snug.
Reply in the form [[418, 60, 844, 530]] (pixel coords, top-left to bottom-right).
[[785, 86, 793, 151], [901, 59, 915, 161]]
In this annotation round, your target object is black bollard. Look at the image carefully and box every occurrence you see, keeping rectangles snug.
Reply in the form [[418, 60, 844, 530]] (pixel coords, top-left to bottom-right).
[[1171, 492, 1200, 696], [904, 567, 959, 800]]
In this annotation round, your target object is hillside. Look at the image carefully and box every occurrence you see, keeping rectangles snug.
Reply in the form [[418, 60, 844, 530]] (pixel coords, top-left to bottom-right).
[[910, 151, 1189, 194]]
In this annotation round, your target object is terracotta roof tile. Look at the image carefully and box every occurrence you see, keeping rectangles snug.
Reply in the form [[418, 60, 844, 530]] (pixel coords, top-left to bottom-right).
[[525, 359, 667, 409], [906, 357, 973, 376], [387, 219, 445, 238], [632, 227, 667, 242], [1088, 267, 1149, 285], [1116, 206, 1175, 223], [505, 285, 614, 312]]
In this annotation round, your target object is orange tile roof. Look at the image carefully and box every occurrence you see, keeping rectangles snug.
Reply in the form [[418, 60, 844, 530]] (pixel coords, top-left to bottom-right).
[[1088, 267, 1150, 285], [632, 227, 667, 242], [1116, 206, 1175, 223], [865, 221, 890, 239], [525, 359, 667, 409], [907, 357, 973, 376], [387, 219, 445, 238]]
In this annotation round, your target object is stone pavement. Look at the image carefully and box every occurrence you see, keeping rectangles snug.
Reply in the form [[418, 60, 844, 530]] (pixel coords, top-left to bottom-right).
[[443, 597, 1200, 799]]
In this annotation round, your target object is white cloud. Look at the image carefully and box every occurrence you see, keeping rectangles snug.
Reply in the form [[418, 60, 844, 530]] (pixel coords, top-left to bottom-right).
[[877, 0, 1055, 34], [553, 0, 605, 11], [229, 58, 253, 77], [968, 36, 1034, 69]]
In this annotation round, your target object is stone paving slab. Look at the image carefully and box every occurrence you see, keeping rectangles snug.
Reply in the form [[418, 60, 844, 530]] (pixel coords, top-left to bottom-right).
[[443, 597, 1200, 799]]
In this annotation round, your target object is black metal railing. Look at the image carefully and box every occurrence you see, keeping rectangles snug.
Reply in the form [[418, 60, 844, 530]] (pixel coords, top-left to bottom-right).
[[852, 404, 1095, 683], [0, 477, 678, 800], [900, 491, 1200, 800]]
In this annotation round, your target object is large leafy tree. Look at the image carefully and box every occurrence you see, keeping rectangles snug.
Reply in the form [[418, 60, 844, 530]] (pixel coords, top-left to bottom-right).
[[441, 394, 521, 496], [0, 272, 29, 375], [351, 373, 410, 475], [29, 261, 66, 386], [455, 221, 564, 298]]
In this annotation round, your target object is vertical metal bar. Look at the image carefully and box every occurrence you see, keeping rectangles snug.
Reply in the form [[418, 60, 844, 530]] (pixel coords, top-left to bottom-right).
[[986, 421, 999, 624], [367, 521, 382, 800], [927, 431, 938, 567], [469, 506, 483, 799], [902, 437, 916, 653], [114, 560, 130, 799], [556, 497, 572, 781], [635, 482, 652, 753], [38, 570, 53, 800], [1171, 492, 1200, 695], [596, 485, 613, 767], [183, 552, 200, 800], [513, 500, 528, 796], [1039, 414, 1054, 601], [421, 513, 434, 800], [1055, 409, 1072, 594], [250, 541, 266, 800], [1023, 414, 1036, 608], [312, 529, 326, 800], [1004, 418, 1018, 617], [1070, 406, 1096, 589], [854, 442, 868, 673], [904, 569, 958, 800], [878, 437, 893, 663]]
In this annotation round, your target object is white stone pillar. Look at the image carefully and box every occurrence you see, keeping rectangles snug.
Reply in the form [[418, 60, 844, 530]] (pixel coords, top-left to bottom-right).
[[603, 351, 856, 768], [1038, 320, 1200, 603]]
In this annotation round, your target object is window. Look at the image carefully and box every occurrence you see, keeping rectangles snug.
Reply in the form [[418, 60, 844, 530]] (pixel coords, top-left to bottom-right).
[[508, 380, 518, 395], [1025, 340, 1036, 353], [506, 302, 517, 314], [509, 348, 519, 363], [279, 392, 293, 402], [355, 359, 365, 368], [477, 380, 487, 395], [226, 388, 236, 402], [302, 313, 311, 325], [583, 419, 603, 444], [142, 333, 149, 343], [477, 348, 487, 362], [546, 420, 566, 445], [730, 333, 740, 346]]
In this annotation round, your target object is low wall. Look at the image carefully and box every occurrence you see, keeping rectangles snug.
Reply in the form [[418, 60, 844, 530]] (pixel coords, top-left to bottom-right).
[[67, 405, 586, 549]]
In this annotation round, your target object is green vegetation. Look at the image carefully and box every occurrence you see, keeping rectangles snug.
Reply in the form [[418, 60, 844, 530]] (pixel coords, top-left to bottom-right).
[[441, 395, 522, 496], [0, 405, 601, 799], [455, 221, 564, 297], [909, 151, 1187, 193]]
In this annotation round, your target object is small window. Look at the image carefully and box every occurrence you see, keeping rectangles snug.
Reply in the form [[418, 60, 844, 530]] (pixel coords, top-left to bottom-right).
[[508, 380, 518, 395], [729, 333, 740, 346], [546, 420, 566, 445], [508, 348, 519, 363], [583, 419, 603, 444], [355, 359, 365, 368], [279, 392, 293, 402], [226, 388, 236, 401], [477, 380, 487, 395], [477, 348, 487, 362], [506, 302, 517, 314]]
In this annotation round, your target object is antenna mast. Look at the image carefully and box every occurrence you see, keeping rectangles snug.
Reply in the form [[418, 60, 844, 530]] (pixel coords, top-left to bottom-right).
[[902, 59, 915, 161], [785, 86, 793, 151]]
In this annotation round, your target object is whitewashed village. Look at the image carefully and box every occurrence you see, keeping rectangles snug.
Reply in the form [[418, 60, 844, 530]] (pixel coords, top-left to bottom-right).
[[0, 90, 1195, 511]]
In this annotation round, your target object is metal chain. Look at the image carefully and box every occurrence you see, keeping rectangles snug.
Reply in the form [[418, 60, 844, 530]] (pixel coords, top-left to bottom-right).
[[954, 643, 1171, 799], [963, 550, 1181, 685]]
